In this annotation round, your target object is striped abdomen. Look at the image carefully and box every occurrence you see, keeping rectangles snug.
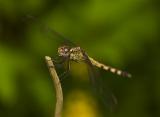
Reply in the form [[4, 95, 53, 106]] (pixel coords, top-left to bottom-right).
[[89, 57, 131, 78]]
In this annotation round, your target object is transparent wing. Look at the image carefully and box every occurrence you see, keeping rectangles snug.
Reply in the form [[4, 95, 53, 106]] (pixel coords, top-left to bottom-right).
[[24, 15, 77, 47], [83, 52, 118, 111], [42, 26, 77, 47]]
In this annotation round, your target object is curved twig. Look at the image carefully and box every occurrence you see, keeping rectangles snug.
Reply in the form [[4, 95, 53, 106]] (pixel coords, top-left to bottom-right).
[[45, 56, 63, 117]]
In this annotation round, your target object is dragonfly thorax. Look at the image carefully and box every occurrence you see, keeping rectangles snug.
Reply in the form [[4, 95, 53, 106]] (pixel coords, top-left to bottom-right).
[[69, 47, 85, 61]]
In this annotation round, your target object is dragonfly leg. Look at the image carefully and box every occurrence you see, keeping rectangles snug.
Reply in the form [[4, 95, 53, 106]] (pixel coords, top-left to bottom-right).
[[59, 60, 70, 81], [51, 56, 65, 64], [50, 56, 67, 69]]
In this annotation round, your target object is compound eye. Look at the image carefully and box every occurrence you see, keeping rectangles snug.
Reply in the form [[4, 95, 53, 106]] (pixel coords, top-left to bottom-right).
[[60, 49, 63, 53], [64, 48, 68, 52]]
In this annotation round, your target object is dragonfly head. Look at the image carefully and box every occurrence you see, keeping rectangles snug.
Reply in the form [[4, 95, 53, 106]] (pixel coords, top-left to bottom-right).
[[58, 45, 70, 57]]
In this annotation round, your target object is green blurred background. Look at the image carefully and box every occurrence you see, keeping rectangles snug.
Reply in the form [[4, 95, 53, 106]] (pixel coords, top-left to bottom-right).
[[0, 0, 159, 117]]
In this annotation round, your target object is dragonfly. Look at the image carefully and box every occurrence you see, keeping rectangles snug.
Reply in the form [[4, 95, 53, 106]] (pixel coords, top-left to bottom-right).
[[44, 27, 132, 78], [27, 15, 131, 110], [43, 28, 132, 110], [24, 15, 130, 78]]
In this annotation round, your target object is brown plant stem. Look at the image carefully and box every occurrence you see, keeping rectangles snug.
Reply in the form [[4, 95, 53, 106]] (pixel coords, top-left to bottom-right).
[[45, 56, 63, 117]]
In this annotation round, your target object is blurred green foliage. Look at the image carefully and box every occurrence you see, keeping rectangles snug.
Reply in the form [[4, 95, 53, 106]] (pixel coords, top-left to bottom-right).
[[0, 0, 159, 117]]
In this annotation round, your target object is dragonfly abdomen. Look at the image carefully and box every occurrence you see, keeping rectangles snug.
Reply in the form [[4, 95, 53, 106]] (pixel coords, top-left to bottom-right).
[[89, 57, 131, 78]]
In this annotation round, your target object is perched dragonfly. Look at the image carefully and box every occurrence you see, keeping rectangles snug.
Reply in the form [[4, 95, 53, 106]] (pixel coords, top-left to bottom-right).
[[26, 16, 131, 110], [46, 29, 132, 110], [45, 27, 132, 78], [42, 24, 131, 110], [25, 15, 131, 78]]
